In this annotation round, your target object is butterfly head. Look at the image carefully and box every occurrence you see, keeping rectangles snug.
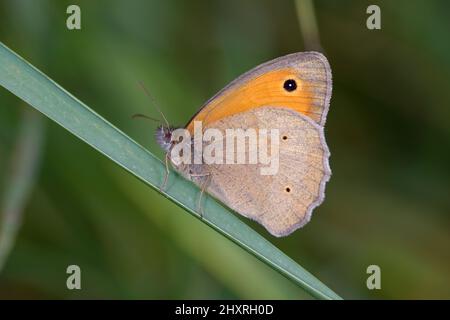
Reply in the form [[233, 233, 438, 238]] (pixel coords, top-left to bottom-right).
[[155, 125, 176, 153]]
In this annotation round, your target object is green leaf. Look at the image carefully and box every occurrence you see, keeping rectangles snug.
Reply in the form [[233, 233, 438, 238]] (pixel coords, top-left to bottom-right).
[[0, 41, 341, 300]]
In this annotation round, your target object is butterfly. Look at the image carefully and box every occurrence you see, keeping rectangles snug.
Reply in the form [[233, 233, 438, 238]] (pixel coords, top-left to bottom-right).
[[155, 52, 332, 237]]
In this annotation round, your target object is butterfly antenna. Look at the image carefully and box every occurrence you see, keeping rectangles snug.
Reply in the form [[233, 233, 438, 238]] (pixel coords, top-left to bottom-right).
[[131, 113, 161, 122], [137, 81, 171, 128]]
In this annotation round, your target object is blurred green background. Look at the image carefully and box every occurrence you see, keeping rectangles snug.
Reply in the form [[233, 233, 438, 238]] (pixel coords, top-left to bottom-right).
[[0, 0, 449, 299]]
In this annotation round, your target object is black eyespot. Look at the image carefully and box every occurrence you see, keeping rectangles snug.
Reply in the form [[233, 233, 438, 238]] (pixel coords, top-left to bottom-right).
[[282, 135, 288, 140], [283, 79, 297, 92], [285, 187, 291, 193]]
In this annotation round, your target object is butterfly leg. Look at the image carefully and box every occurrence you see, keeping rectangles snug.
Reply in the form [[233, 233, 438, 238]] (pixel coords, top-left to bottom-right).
[[198, 174, 212, 219], [191, 172, 211, 219], [160, 152, 170, 191]]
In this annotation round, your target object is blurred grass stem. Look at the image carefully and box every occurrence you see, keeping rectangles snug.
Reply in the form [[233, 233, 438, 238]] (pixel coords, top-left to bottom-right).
[[295, 0, 323, 51], [0, 108, 44, 271]]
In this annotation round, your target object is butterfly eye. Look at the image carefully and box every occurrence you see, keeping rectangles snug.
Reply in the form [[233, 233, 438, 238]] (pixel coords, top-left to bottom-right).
[[282, 135, 288, 141], [285, 187, 291, 193], [283, 79, 297, 92]]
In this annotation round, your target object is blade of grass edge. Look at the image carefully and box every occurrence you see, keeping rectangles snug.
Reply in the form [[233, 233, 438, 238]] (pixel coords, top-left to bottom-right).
[[0, 42, 342, 300]]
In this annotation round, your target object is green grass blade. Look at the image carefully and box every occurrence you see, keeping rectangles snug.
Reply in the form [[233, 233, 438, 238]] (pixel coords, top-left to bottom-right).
[[0, 41, 341, 300]]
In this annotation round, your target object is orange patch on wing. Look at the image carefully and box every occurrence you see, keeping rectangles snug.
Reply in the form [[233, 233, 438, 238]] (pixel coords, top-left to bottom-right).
[[186, 69, 316, 132]]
